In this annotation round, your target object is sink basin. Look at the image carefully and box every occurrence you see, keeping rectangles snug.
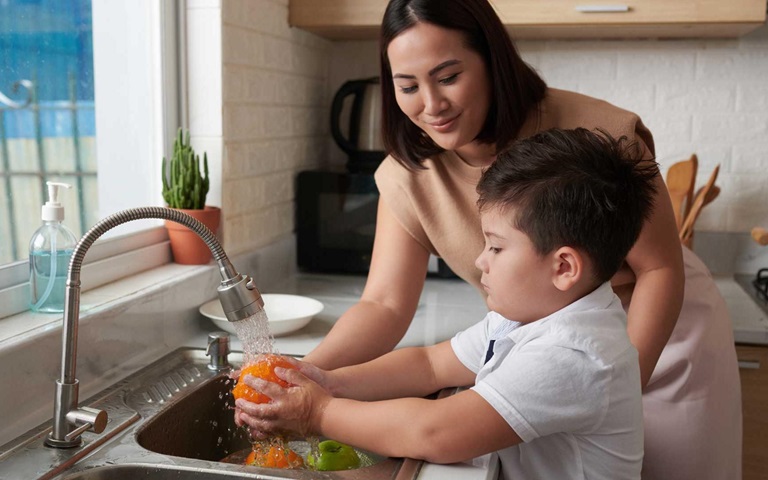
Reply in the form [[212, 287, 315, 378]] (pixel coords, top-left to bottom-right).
[[60, 464, 274, 480], [136, 375, 250, 461], [0, 348, 415, 480], [135, 369, 395, 474]]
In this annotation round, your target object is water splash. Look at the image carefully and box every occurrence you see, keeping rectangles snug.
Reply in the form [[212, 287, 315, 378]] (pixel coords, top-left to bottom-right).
[[307, 435, 321, 470]]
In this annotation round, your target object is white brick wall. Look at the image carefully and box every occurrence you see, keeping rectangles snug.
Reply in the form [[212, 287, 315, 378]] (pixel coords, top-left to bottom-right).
[[189, 4, 768, 258], [221, 0, 332, 256], [188, 0, 331, 256], [523, 30, 768, 234]]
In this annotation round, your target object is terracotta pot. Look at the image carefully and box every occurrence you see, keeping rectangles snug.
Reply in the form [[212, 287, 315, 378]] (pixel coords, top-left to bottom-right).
[[164, 206, 221, 265]]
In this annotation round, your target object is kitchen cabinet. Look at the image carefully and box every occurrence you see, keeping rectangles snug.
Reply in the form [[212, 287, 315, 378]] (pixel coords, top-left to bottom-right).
[[737, 344, 768, 480], [289, 0, 767, 40]]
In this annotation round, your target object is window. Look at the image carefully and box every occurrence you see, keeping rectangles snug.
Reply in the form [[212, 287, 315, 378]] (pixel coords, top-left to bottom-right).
[[0, 0, 182, 319], [0, 0, 96, 264]]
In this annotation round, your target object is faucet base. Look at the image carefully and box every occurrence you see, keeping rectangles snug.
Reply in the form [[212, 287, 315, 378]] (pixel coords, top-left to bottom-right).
[[45, 432, 83, 449]]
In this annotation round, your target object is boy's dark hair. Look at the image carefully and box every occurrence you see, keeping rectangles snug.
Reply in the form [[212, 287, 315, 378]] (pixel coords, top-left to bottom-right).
[[476, 128, 659, 283], [380, 0, 547, 171]]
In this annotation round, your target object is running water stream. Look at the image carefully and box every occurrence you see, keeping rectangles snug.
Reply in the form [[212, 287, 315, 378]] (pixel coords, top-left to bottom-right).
[[232, 309, 275, 361]]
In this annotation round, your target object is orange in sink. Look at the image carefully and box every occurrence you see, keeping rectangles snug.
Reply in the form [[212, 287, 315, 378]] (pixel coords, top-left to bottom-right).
[[232, 354, 297, 404], [245, 443, 304, 469]]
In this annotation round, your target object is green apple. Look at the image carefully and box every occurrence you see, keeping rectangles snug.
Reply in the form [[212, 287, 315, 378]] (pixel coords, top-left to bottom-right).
[[307, 440, 361, 471]]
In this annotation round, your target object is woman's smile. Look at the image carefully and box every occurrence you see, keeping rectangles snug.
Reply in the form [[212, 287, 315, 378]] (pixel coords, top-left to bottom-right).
[[427, 114, 460, 133]]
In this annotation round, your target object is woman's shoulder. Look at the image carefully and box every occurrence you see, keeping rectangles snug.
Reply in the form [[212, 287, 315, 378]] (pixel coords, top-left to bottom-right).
[[374, 151, 470, 189], [543, 88, 635, 115], [374, 155, 415, 195], [375, 154, 409, 179], [539, 88, 654, 154]]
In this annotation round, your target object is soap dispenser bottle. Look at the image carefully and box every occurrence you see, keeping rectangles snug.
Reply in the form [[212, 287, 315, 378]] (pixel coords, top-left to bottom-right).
[[29, 182, 78, 313]]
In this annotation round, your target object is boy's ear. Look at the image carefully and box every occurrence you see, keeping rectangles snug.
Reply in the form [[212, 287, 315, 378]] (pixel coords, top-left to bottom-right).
[[551, 246, 584, 292]]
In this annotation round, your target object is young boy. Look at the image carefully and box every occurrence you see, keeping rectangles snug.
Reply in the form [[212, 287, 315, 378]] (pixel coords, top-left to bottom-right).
[[235, 128, 659, 480]]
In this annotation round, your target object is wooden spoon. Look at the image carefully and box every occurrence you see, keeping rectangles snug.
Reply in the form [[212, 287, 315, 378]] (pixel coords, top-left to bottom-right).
[[681, 185, 720, 248], [694, 184, 720, 209], [666, 154, 698, 231], [680, 164, 719, 246]]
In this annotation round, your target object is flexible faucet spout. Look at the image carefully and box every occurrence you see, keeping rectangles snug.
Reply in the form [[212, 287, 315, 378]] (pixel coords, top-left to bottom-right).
[[45, 206, 262, 448]]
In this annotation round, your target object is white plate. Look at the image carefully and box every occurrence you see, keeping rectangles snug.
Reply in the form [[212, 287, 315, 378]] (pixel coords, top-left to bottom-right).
[[199, 294, 323, 337]]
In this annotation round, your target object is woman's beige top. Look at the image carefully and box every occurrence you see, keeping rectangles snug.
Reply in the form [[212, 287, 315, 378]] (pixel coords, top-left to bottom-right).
[[374, 88, 654, 291]]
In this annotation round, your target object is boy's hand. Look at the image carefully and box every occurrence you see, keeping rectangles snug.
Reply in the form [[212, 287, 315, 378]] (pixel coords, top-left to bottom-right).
[[235, 366, 332, 439], [232, 357, 336, 429]]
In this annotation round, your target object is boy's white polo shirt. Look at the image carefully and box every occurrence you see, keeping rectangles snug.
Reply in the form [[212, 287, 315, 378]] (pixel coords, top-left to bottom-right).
[[451, 282, 643, 480]]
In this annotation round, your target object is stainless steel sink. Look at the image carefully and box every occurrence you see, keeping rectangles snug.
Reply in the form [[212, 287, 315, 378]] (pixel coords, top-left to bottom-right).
[[0, 348, 419, 480], [59, 464, 280, 480], [135, 368, 396, 476], [59, 461, 418, 480], [136, 375, 251, 462]]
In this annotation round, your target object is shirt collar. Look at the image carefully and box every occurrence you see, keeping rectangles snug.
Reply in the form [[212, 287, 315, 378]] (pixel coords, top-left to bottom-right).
[[545, 281, 616, 319], [495, 281, 617, 336]]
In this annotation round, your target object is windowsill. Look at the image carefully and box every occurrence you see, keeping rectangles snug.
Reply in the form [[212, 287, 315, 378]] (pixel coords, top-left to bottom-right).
[[0, 262, 215, 350], [0, 233, 297, 351]]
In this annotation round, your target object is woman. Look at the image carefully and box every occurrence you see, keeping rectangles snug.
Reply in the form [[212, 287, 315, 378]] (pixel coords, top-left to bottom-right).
[[302, 0, 742, 478]]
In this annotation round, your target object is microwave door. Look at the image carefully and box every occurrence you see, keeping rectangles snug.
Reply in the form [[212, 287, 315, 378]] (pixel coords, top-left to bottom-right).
[[296, 170, 379, 273], [320, 194, 377, 249]]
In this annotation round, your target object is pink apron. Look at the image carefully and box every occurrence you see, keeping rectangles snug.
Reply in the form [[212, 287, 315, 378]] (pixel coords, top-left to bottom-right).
[[641, 247, 742, 479]]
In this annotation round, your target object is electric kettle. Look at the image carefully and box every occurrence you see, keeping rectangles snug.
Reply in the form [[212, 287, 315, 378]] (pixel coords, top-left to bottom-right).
[[330, 77, 386, 174]]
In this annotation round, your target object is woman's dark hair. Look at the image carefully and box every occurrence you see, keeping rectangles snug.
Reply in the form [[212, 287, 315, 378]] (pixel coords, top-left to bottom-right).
[[477, 128, 659, 283], [380, 0, 547, 170]]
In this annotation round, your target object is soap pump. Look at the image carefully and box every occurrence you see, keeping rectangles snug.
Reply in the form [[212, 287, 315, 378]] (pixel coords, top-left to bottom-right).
[[29, 181, 78, 313]]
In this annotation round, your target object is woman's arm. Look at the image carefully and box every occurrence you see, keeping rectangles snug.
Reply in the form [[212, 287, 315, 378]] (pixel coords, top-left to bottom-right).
[[621, 171, 685, 387], [303, 199, 431, 370]]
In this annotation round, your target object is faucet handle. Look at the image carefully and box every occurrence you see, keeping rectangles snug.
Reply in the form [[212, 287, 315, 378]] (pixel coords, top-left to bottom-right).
[[206, 331, 231, 371], [63, 407, 108, 442]]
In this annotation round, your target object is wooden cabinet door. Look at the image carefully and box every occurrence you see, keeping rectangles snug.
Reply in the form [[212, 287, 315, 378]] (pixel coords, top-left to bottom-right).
[[289, 0, 385, 39], [494, 0, 767, 38], [737, 344, 768, 480], [288, 0, 767, 40]]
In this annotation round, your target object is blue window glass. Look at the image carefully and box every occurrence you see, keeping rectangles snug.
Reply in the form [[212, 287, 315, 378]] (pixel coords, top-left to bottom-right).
[[0, 0, 97, 263]]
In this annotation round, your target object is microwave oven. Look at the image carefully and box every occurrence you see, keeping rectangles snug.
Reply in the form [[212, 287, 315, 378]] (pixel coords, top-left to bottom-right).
[[295, 169, 456, 277]]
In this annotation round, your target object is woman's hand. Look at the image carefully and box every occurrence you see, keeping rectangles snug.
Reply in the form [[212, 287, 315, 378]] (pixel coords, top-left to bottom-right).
[[235, 366, 332, 439], [288, 357, 338, 394]]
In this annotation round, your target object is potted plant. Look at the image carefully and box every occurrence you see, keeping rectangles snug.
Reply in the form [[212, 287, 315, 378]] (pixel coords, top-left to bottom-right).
[[161, 128, 220, 264]]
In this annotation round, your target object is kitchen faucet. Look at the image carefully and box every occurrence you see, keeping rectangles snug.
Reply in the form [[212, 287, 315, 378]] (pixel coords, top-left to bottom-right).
[[45, 206, 264, 448]]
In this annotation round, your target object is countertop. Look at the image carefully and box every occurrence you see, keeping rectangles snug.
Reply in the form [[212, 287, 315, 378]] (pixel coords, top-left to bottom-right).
[[714, 275, 768, 345]]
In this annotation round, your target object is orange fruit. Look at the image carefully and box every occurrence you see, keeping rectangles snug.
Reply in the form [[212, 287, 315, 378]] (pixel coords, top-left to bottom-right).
[[232, 354, 297, 404], [245, 444, 304, 469]]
